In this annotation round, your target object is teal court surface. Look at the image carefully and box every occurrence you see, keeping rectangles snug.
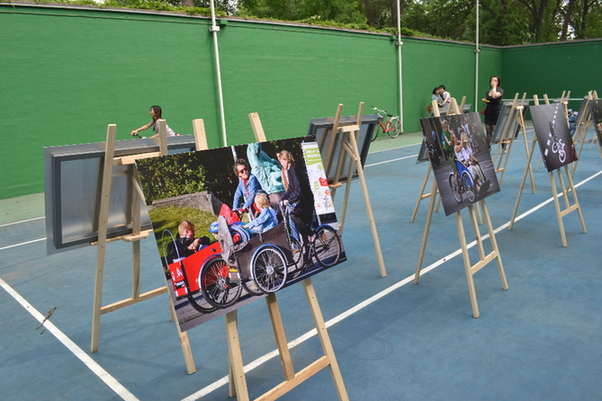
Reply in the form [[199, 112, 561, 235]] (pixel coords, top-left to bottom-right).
[[1, 126, 601, 401]]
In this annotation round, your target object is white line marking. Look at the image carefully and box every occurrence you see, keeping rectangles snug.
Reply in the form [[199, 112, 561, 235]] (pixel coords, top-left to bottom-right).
[[0, 237, 45, 251], [0, 277, 140, 401], [0, 216, 44, 228]]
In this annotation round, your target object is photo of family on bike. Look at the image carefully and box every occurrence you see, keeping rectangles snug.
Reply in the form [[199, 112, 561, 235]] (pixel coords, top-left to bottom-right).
[[419, 112, 501, 216], [135, 137, 346, 331], [530, 103, 578, 172]]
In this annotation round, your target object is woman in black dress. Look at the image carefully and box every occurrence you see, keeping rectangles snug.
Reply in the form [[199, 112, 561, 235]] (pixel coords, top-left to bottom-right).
[[482, 76, 503, 148]]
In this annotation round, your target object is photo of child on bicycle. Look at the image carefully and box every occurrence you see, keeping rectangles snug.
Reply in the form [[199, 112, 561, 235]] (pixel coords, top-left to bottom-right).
[[135, 137, 346, 332], [530, 102, 578, 172], [419, 112, 500, 216]]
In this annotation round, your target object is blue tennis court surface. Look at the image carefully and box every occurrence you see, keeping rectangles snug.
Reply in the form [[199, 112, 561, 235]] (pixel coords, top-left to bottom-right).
[[2, 128, 601, 400]]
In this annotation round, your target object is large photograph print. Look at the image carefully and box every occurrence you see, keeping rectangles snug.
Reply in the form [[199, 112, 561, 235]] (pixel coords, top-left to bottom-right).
[[419, 112, 500, 216], [530, 103, 578, 172], [590, 99, 602, 149], [135, 137, 346, 331]]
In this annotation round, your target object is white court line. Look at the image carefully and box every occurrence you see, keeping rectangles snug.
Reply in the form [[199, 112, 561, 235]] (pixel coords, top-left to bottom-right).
[[183, 168, 602, 400], [0, 277, 140, 401], [0, 216, 44, 228], [1, 156, 600, 401], [0, 237, 45, 251]]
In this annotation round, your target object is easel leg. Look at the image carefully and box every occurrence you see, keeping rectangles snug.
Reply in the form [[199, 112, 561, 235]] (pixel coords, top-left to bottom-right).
[[564, 166, 587, 234], [225, 310, 249, 401], [414, 180, 438, 284], [456, 211, 480, 318], [91, 124, 117, 353], [410, 164, 432, 223], [549, 171, 568, 247], [343, 133, 387, 278], [302, 278, 349, 401], [266, 294, 295, 379], [167, 295, 196, 374], [481, 200, 509, 290]]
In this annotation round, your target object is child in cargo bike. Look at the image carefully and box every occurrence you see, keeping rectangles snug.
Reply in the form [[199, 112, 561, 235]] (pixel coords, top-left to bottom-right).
[[166, 220, 211, 264]]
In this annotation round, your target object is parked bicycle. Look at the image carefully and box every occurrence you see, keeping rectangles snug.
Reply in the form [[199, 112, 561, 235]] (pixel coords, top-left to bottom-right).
[[371, 106, 402, 141]]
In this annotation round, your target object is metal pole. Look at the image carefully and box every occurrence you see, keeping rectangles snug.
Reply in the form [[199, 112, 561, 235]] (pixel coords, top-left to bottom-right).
[[210, 0, 228, 146], [396, 0, 404, 132], [474, 0, 480, 113]]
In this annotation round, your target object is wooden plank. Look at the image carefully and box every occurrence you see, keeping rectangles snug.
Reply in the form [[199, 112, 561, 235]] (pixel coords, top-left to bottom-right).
[[100, 286, 168, 314], [266, 294, 295, 380], [91, 124, 117, 353]]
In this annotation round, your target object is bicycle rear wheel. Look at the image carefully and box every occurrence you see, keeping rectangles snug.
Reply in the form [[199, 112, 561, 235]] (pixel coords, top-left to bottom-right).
[[387, 117, 402, 138]]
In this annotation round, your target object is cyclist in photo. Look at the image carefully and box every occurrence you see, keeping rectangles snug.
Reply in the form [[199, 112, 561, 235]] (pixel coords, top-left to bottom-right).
[[454, 129, 485, 192], [277, 150, 315, 268]]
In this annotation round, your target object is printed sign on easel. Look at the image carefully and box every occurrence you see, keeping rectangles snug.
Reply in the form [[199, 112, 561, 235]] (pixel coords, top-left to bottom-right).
[[419, 112, 500, 216], [135, 137, 347, 332], [530, 102, 578, 171]]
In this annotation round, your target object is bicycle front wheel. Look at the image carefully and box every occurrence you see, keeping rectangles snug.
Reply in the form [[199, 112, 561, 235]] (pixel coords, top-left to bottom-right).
[[200, 257, 242, 309], [313, 225, 342, 268], [388, 117, 402, 138], [371, 123, 382, 142]]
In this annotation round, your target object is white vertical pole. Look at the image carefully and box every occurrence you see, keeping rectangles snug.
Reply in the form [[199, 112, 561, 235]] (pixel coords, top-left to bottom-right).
[[474, 0, 480, 112], [396, 0, 404, 132], [210, 0, 228, 146]]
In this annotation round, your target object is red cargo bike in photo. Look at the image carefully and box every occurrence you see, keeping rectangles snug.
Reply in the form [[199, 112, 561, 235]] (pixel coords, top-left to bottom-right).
[[166, 209, 343, 315]]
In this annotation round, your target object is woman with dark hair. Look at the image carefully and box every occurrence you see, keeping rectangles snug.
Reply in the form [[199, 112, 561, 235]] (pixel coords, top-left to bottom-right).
[[482, 76, 504, 147], [232, 158, 263, 217], [130, 105, 179, 138]]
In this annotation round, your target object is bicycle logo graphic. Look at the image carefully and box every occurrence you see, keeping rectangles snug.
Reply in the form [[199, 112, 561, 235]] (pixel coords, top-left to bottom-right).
[[546, 121, 567, 163]]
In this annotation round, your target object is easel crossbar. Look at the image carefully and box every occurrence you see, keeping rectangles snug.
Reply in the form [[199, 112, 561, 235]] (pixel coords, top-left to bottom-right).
[[469, 251, 498, 275], [100, 286, 167, 315], [254, 356, 331, 401]]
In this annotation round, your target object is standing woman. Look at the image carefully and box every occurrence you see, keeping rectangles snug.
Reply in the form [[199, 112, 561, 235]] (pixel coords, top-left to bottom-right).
[[277, 150, 315, 267], [482, 76, 504, 147], [130, 105, 178, 138]]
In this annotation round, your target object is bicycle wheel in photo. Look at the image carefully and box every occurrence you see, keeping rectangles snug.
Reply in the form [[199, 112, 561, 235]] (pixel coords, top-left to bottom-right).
[[251, 245, 288, 293], [387, 117, 402, 138], [313, 225, 342, 268], [186, 292, 217, 314], [449, 173, 462, 203], [200, 257, 242, 309], [462, 171, 476, 203]]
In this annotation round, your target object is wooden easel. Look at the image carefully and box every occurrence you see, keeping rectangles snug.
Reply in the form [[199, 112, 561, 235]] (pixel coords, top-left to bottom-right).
[[315, 102, 387, 278], [413, 100, 509, 318], [91, 119, 205, 374], [509, 96, 587, 247], [411, 97, 470, 222], [219, 113, 349, 401], [571, 91, 599, 176], [491, 93, 533, 189]]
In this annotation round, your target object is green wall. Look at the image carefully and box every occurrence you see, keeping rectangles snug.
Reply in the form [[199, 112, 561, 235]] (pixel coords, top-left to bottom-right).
[[1, 4, 600, 200], [501, 40, 602, 112]]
